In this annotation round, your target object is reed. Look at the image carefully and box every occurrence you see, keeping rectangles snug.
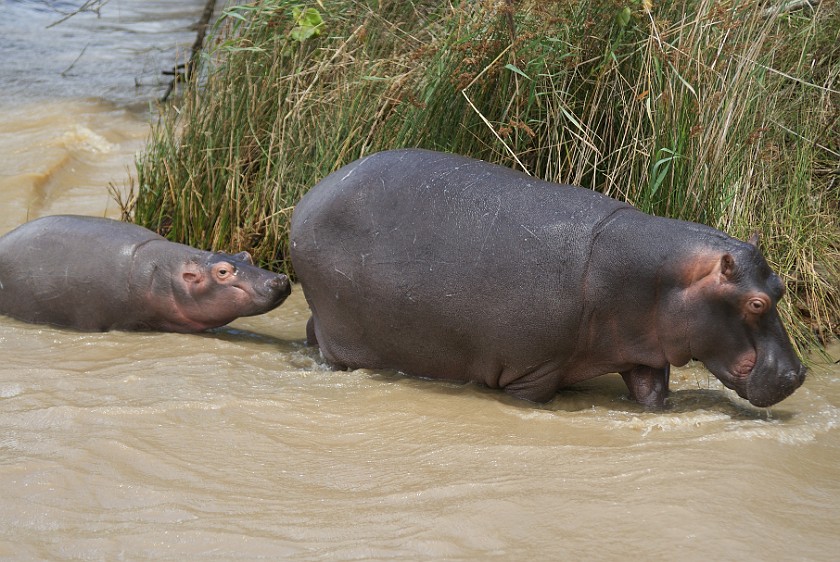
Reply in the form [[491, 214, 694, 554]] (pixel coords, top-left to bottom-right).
[[132, 0, 839, 348]]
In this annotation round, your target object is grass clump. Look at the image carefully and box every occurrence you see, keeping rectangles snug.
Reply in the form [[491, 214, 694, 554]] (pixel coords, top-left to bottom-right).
[[132, 0, 839, 348]]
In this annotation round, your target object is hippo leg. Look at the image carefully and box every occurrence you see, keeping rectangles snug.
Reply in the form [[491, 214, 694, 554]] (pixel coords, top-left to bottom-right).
[[305, 316, 319, 346], [306, 315, 355, 372], [621, 365, 670, 409]]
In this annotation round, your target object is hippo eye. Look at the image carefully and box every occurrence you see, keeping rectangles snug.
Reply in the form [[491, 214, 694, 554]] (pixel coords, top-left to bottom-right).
[[747, 298, 767, 314], [215, 263, 236, 279]]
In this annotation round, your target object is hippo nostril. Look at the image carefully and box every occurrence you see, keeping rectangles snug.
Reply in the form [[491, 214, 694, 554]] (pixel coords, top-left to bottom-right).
[[783, 367, 806, 388], [268, 275, 291, 295]]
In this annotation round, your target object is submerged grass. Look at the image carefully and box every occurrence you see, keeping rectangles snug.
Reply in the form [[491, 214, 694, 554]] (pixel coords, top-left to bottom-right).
[[132, 0, 839, 348]]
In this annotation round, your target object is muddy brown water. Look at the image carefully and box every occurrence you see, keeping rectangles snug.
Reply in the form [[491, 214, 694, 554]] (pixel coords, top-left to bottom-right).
[[1, 2, 840, 560]]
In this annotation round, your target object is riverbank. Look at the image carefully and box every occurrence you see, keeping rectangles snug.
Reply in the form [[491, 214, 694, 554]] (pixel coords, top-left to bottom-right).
[[0, 0, 207, 107], [0, 0, 213, 233]]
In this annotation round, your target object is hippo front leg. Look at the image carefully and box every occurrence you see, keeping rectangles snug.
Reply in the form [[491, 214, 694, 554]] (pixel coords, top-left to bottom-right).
[[621, 365, 670, 409]]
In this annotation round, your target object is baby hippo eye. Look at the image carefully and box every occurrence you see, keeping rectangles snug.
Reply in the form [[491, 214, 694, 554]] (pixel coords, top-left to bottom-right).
[[215, 262, 236, 279]]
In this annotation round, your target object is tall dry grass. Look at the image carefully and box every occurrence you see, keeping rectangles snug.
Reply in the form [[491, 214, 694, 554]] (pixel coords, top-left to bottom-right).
[[132, 0, 839, 347]]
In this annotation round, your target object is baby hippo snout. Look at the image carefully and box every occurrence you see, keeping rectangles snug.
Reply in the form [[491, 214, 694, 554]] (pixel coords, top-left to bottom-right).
[[269, 273, 292, 300]]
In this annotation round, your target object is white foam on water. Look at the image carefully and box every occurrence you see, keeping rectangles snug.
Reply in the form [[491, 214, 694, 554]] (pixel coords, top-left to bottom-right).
[[0, 384, 22, 398], [59, 124, 115, 154], [608, 411, 734, 436]]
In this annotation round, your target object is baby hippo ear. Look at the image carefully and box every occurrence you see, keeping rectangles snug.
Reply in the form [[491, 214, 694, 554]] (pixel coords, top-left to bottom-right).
[[747, 231, 760, 248], [232, 251, 254, 265], [182, 261, 205, 284]]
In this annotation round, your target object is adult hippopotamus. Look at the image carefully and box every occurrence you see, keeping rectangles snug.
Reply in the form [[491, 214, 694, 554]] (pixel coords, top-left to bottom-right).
[[0, 215, 291, 332], [290, 148, 806, 408]]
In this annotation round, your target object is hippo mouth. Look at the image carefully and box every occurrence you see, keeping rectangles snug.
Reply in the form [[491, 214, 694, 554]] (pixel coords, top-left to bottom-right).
[[713, 351, 756, 402], [710, 348, 806, 407]]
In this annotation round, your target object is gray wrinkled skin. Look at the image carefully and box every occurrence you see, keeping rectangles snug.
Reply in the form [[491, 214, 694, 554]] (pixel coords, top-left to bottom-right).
[[291, 148, 806, 408], [0, 215, 291, 332]]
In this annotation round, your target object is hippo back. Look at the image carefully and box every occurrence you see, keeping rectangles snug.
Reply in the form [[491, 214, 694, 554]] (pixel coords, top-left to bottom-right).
[[0, 215, 163, 329], [291, 149, 632, 388]]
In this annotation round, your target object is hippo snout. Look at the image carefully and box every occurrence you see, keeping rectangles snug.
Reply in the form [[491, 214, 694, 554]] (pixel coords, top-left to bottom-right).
[[783, 363, 808, 393], [270, 274, 292, 298], [746, 362, 807, 408], [788, 364, 807, 387]]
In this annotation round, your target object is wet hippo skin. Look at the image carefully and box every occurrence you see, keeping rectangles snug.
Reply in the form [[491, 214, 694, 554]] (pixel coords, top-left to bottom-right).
[[290, 149, 806, 408]]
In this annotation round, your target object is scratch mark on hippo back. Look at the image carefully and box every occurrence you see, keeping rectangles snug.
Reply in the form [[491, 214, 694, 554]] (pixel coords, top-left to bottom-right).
[[340, 154, 373, 182], [333, 267, 356, 286], [475, 195, 502, 263], [520, 224, 546, 246]]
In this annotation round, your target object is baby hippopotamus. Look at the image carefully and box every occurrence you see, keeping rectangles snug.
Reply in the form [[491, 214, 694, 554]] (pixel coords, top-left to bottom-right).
[[0, 215, 290, 332], [291, 148, 806, 409]]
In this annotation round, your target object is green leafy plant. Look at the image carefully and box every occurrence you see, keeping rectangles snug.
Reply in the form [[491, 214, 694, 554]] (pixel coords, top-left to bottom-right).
[[290, 5, 323, 41]]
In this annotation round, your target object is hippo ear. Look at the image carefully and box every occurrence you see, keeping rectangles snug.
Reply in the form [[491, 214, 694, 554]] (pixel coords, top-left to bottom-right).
[[233, 251, 254, 265], [720, 253, 737, 281], [747, 231, 760, 248], [182, 262, 204, 285]]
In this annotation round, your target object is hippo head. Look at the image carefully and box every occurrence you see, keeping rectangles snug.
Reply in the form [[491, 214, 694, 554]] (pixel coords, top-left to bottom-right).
[[175, 250, 291, 330], [665, 237, 806, 407]]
